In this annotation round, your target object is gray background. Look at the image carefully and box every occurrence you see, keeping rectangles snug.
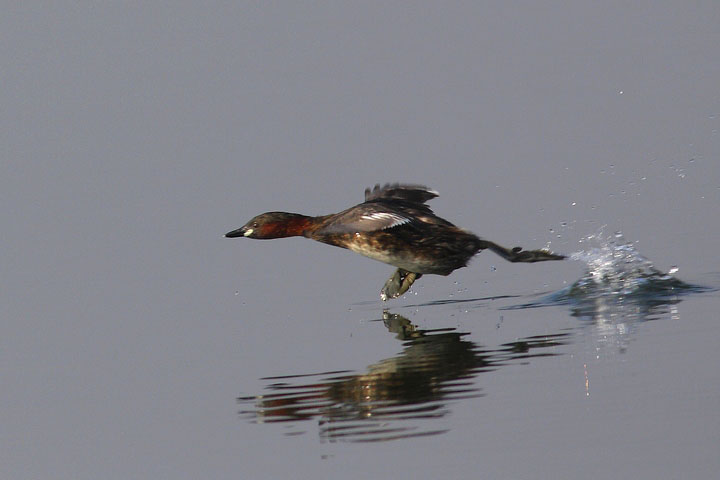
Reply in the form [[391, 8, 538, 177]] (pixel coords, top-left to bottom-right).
[[2, 2, 719, 479]]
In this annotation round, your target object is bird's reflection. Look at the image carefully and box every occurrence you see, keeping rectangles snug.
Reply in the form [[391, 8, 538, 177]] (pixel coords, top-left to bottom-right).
[[238, 311, 569, 442]]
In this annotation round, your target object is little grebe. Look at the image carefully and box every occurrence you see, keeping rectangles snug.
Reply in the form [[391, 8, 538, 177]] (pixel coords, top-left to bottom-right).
[[225, 184, 565, 300]]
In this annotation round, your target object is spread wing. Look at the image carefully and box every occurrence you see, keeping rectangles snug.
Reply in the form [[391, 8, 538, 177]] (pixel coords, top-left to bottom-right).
[[317, 184, 451, 234], [364, 183, 438, 204], [318, 205, 414, 233]]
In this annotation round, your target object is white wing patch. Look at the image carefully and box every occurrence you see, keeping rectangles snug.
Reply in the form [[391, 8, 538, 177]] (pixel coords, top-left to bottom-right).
[[360, 212, 411, 229]]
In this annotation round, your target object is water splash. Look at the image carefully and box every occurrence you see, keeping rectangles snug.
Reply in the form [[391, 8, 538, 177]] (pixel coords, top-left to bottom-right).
[[566, 230, 688, 298], [506, 230, 707, 316], [504, 230, 709, 355]]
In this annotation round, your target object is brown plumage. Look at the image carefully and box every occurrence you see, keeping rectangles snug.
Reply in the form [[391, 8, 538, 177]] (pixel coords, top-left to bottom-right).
[[226, 184, 565, 300]]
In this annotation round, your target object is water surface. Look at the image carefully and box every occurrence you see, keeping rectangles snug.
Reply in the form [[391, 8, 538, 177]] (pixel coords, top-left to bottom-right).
[[2, 3, 719, 480]]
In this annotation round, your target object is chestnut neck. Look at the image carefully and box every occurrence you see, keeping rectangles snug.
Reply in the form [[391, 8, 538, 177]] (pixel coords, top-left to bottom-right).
[[263, 213, 315, 238]]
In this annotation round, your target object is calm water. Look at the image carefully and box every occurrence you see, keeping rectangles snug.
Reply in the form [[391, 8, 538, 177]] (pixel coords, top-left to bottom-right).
[[226, 233, 720, 478], [3, 3, 720, 480], [237, 233, 714, 445]]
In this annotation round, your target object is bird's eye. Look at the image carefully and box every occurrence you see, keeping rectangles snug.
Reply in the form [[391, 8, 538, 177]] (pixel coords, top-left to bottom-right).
[[253, 222, 259, 228]]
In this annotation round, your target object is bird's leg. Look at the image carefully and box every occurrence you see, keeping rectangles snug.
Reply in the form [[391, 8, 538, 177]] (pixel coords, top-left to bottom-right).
[[480, 240, 565, 263], [380, 268, 422, 301]]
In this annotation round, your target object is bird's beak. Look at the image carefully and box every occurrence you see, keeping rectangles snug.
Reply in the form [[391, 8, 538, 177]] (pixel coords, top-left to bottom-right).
[[225, 227, 248, 238]]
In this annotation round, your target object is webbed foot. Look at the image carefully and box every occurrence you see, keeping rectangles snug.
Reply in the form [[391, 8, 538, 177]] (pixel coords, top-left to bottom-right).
[[380, 269, 423, 301], [482, 241, 565, 263]]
